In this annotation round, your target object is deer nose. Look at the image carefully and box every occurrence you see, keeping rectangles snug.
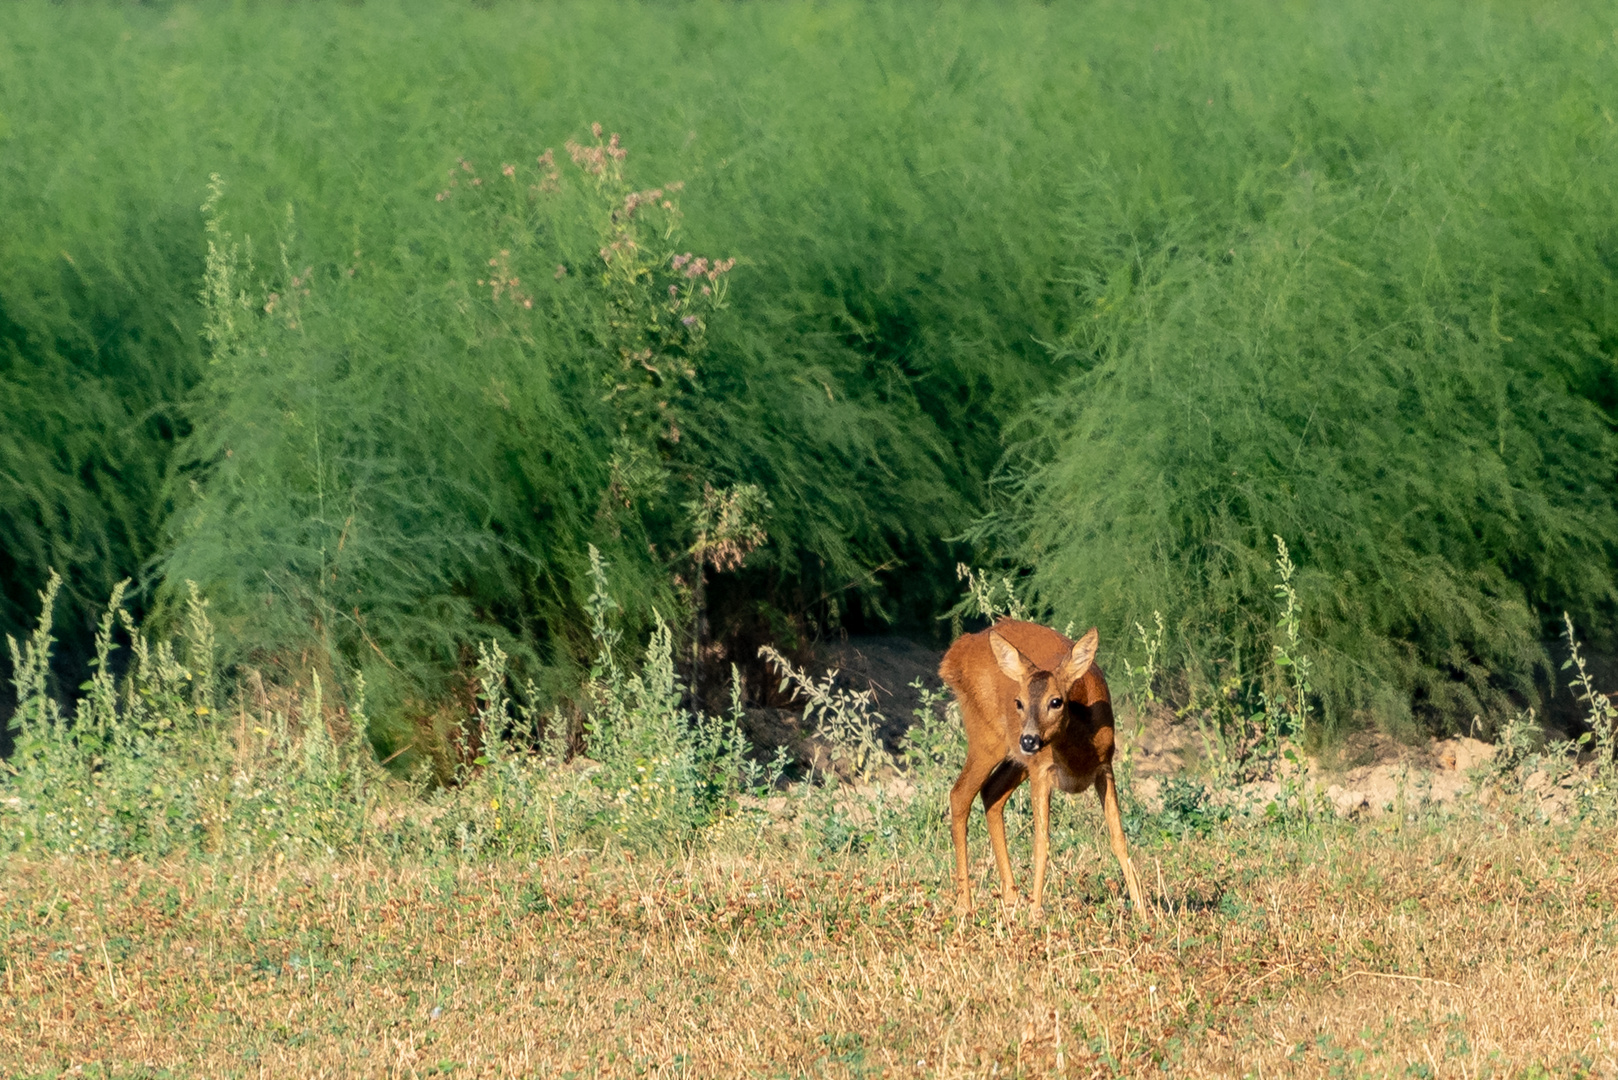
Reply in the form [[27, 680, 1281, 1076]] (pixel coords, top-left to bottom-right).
[[1019, 734, 1041, 754]]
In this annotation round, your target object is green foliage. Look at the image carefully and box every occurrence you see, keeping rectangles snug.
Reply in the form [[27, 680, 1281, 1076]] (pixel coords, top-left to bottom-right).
[[1, 563, 769, 858], [1562, 615, 1617, 791], [898, 681, 966, 788], [759, 644, 891, 783], [0, 227, 197, 687], [1126, 776, 1221, 844], [974, 8, 1618, 732], [895, 680, 968, 838], [1120, 612, 1166, 712], [4, 577, 373, 857], [575, 546, 758, 846], [1, 0, 1616, 741], [6, 577, 1616, 867], [160, 116, 962, 737], [945, 563, 1030, 638], [6, 572, 67, 752], [1489, 708, 1547, 792]]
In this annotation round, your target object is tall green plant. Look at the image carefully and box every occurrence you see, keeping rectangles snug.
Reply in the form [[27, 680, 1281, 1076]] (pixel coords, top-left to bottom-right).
[[6, 0, 1618, 746], [979, 155, 1618, 735], [3, 576, 375, 857], [579, 546, 756, 846], [160, 118, 958, 733], [1562, 615, 1616, 788]]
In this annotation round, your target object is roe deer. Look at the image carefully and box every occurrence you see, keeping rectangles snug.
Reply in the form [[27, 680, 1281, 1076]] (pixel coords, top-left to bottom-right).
[[939, 620, 1148, 920]]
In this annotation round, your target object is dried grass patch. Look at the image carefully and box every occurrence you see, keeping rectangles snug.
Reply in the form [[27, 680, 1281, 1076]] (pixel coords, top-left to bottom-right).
[[3, 816, 1615, 1078]]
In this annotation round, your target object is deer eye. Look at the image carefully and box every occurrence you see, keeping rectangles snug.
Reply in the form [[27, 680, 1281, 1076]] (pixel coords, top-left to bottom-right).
[[1048, 697, 1062, 710], [1014, 699, 1024, 711]]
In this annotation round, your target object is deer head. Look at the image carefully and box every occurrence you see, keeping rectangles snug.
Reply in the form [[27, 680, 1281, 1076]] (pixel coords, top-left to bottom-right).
[[988, 627, 1099, 757]]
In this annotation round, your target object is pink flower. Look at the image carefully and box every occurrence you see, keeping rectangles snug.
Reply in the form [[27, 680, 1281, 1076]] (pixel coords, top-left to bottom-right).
[[591, 122, 603, 138], [622, 187, 664, 217], [566, 140, 606, 176], [682, 315, 698, 327], [502, 163, 515, 177]]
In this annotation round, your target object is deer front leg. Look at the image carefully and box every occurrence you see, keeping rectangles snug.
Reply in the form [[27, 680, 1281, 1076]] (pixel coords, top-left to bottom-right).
[[1028, 764, 1055, 917], [1095, 769, 1150, 922], [949, 752, 1004, 913], [981, 761, 1026, 908]]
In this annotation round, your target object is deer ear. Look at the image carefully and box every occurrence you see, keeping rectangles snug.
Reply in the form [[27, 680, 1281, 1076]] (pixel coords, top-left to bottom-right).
[[988, 630, 1035, 683], [1057, 627, 1099, 686]]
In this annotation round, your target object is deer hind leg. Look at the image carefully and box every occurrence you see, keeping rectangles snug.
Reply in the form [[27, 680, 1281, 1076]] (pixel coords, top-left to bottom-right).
[[1095, 769, 1150, 922], [949, 750, 1007, 913], [980, 760, 1027, 907]]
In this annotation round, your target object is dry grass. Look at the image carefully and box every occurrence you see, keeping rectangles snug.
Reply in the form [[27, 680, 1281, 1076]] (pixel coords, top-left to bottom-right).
[[3, 808, 1616, 1079]]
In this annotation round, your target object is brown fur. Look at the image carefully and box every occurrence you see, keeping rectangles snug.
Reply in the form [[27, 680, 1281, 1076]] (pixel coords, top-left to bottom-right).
[[938, 619, 1148, 919]]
